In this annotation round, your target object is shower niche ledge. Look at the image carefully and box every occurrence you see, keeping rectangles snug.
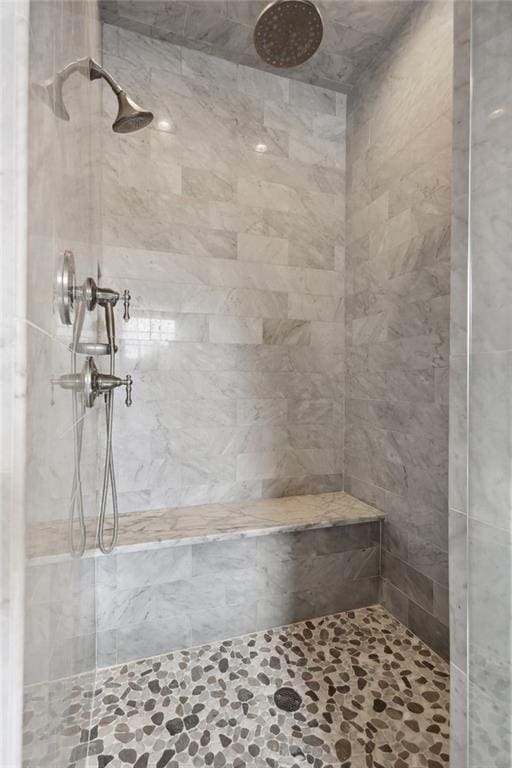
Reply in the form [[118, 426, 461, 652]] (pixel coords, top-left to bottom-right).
[[27, 491, 384, 561]]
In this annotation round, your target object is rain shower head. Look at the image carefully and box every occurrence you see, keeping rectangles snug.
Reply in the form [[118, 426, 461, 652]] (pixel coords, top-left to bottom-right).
[[254, 0, 324, 68], [35, 57, 153, 133]]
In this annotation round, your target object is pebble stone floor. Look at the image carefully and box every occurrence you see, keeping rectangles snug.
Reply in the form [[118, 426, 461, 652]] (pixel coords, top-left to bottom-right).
[[24, 605, 450, 768]]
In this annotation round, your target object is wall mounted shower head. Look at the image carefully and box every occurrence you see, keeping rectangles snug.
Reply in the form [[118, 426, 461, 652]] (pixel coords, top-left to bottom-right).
[[112, 90, 153, 133], [35, 57, 153, 133], [254, 0, 323, 68]]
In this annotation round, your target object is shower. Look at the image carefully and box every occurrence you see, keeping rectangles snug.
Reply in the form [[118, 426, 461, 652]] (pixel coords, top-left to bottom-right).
[[254, 0, 324, 67], [35, 56, 153, 132], [11, 1, 502, 767]]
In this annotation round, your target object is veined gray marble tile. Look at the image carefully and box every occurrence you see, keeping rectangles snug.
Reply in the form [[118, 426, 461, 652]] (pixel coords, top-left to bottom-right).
[[434, 583, 449, 626], [182, 167, 235, 202], [450, 663, 467, 768], [292, 356, 340, 385], [237, 122, 290, 159], [263, 100, 314, 136], [112, 546, 193, 590], [181, 453, 236, 485], [468, 352, 512, 532], [180, 285, 288, 318], [208, 315, 262, 345], [382, 551, 434, 614], [449, 508, 467, 672], [287, 292, 341, 322], [187, 600, 258, 648], [345, 449, 407, 498], [381, 579, 409, 626], [263, 319, 311, 346], [236, 233, 288, 266], [237, 64, 289, 103], [468, 519, 512, 667], [261, 474, 344, 499], [408, 601, 450, 661], [346, 422, 446, 472], [289, 133, 343, 169], [115, 616, 194, 664], [407, 532, 449, 588], [287, 397, 339, 425], [183, 5, 249, 52], [346, 370, 434, 404], [181, 46, 237, 88], [346, 398, 448, 441], [236, 398, 287, 427], [288, 237, 336, 271], [289, 80, 337, 115], [237, 177, 290, 212], [153, 342, 292, 373]]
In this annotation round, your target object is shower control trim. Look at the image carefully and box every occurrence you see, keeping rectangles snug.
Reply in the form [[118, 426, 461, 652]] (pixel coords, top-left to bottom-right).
[[54, 251, 131, 339], [55, 250, 76, 325], [54, 250, 133, 556], [52, 356, 133, 408]]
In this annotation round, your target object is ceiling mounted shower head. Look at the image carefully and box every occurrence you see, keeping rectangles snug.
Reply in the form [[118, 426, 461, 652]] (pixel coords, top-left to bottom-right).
[[254, 0, 324, 68]]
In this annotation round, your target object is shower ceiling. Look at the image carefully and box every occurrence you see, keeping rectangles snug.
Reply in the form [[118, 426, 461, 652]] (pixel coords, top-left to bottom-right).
[[100, 0, 417, 92]]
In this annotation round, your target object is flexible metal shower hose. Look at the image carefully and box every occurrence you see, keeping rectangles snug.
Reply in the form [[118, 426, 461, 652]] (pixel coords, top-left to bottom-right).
[[96, 343, 119, 554], [68, 300, 119, 556], [69, 299, 87, 557]]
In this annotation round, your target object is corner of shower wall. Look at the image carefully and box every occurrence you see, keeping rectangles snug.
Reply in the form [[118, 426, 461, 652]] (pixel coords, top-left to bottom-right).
[[449, 2, 470, 765], [345, 0, 453, 660]]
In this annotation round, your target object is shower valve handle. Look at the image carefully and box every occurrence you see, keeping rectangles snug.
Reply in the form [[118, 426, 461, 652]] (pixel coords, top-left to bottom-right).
[[94, 370, 133, 406], [123, 290, 131, 322], [124, 375, 133, 407], [54, 358, 134, 408]]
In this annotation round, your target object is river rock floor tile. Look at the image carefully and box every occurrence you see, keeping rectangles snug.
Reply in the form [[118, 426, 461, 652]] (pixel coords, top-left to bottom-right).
[[24, 606, 450, 768]]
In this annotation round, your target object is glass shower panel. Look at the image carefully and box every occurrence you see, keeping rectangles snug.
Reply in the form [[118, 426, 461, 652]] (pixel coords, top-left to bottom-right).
[[23, 1, 102, 766], [467, 2, 512, 766]]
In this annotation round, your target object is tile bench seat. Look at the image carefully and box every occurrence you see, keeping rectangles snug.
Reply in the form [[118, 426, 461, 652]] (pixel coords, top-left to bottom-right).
[[28, 491, 383, 560], [27, 492, 384, 667]]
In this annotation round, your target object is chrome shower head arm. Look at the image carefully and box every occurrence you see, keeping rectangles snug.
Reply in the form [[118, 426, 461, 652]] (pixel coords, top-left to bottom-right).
[[88, 58, 123, 95], [35, 56, 153, 133]]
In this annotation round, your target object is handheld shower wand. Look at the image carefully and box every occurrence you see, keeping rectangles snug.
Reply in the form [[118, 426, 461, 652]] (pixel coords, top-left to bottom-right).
[[69, 296, 87, 556], [82, 277, 131, 553]]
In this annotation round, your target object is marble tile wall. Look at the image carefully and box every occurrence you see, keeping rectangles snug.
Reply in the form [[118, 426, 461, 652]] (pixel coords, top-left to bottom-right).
[[95, 521, 380, 665], [345, 1, 452, 659], [23, 0, 102, 765], [99, 0, 417, 94], [449, 2, 470, 766], [100, 23, 346, 515], [450, 2, 512, 766]]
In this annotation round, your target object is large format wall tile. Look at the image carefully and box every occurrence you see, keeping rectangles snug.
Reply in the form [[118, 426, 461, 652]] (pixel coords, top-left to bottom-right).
[[101, 23, 346, 513], [99, 1, 417, 95], [451, 4, 512, 765], [345, 1, 452, 657]]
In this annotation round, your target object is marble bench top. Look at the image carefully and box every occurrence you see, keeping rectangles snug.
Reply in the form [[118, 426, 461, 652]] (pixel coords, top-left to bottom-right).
[[27, 491, 383, 562]]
